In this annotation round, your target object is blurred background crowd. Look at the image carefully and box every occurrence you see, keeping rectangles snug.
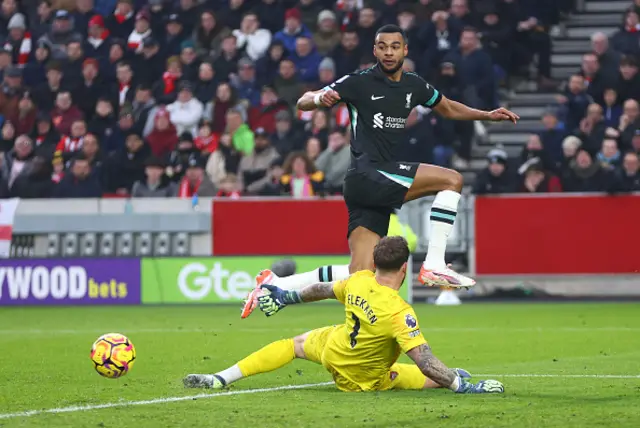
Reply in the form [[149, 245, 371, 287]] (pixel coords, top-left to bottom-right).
[[0, 0, 637, 200]]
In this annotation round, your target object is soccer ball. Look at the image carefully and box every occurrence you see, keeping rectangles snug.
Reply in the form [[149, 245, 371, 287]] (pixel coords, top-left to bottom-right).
[[90, 333, 136, 378]]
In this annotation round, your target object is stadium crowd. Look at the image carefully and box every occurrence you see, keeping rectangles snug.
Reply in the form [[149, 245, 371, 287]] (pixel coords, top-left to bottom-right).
[[474, 0, 640, 195], [0, 0, 635, 200]]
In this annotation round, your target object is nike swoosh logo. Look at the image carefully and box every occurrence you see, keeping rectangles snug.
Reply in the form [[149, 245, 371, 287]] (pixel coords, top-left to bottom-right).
[[371, 95, 385, 100]]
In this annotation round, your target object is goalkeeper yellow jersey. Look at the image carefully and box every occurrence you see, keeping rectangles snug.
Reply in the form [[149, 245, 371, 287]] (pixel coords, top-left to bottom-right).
[[321, 270, 427, 390]]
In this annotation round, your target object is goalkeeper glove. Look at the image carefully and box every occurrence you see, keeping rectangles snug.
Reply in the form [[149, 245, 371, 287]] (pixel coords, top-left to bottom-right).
[[455, 378, 504, 394], [257, 284, 301, 317]]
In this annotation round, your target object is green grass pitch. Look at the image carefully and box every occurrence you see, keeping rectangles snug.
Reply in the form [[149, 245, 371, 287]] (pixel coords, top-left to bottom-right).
[[1, 303, 639, 427]]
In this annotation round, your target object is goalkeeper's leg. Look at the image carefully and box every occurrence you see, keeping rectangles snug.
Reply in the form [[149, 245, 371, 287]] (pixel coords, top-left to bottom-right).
[[183, 328, 332, 389]]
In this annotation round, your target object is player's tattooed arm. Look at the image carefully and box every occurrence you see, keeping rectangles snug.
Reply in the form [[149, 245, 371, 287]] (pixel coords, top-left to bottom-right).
[[406, 343, 456, 388], [298, 282, 337, 302]]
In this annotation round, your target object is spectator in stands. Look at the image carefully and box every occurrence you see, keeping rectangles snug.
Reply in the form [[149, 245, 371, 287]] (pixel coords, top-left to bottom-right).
[[102, 39, 126, 84], [449, 0, 473, 27], [15, 92, 37, 136], [561, 149, 610, 192], [88, 98, 118, 153], [194, 10, 230, 59], [633, 129, 640, 154], [166, 132, 195, 181], [194, 62, 218, 105], [237, 127, 280, 195], [154, 56, 182, 105], [273, 58, 304, 108], [412, 0, 447, 24], [179, 41, 199, 82], [128, 9, 152, 54], [291, 36, 322, 84], [132, 84, 158, 138], [271, 109, 304, 156], [146, 107, 178, 159], [115, 61, 136, 108], [575, 103, 606, 155], [106, 0, 136, 41], [31, 1, 55, 42], [232, 57, 260, 107], [23, 41, 50, 88], [32, 60, 65, 113], [602, 88, 623, 129], [161, 14, 186, 58], [226, 108, 254, 156], [38, 10, 83, 60], [131, 155, 177, 197], [539, 108, 567, 169], [135, 37, 164, 87], [611, 151, 640, 192], [63, 42, 86, 88], [590, 32, 621, 79], [233, 11, 271, 62], [194, 120, 218, 154], [53, 154, 102, 198], [619, 99, 640, 149], [517, 163, 562, 193], [256, 41, 286, 88], [1, 135, 35, 194], [0, 66, 23, 123], [578, 53, 610, 105], [177, 153, 216, 197], [106, 132, 150, 194], [615, 57, 640, 103], [73, 0, 97, 38], [519, 134, 555, 175], [255, 0, 284, 34], [7, 155, 53, 198], [5, 13, 29, 67], [32, 112, 59, 159], [331, 29, 361, 78], [80, 133, 104, 177], [0, 0, 17, 37], [611, 10, 640, 58], [560, 135, 582, 171], [304, 109, 330, 150], [274, 8, 312, 54], [596, 138, 622, 170], [476, 8, 511, 81], [0, 120, 15, 152], [444, 27, 496, 110], [51, 91, 83, 136], [418, 10, 460, 76], [76, 58, 109, 121], [316, 57, 336, 90], [167, 81, 204, 136], [396, 7, 421, 60], [473, 148, 514, 194], [634, 0, 640, 16], [205, 82, 240, 134], [248, 86, 288, 135], [84, 15, 111, 62], [280, 151, 324, 198], [356, 7, 378, 51], [314, 10, 341, 56], [559, 74, 593, 132], [206, 132, 242, 188], [214, 34, 241, 81], [315, 127, 350, 195], [305, 136, 322, 162]]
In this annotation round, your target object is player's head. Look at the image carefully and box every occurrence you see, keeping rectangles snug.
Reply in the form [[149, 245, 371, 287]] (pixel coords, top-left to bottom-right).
[[373, 236, 410, 284], [374, 24, 408, 75]]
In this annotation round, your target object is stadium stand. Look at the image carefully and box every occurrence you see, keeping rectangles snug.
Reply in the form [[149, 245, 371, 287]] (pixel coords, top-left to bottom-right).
[[0, 0, 637, 199]]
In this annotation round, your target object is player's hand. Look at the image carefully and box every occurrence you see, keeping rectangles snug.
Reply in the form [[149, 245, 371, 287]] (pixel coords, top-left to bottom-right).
[[320, 89, 341, 108], [257, 284, 288, 317], [456, 379, 504, 394], [487, 107, 520, 124]]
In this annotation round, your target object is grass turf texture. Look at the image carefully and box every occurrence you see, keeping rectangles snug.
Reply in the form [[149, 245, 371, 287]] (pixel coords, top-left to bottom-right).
[[1, 303, 639, 427]]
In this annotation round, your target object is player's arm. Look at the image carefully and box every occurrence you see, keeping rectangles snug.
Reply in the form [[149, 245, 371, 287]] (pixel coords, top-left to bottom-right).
[[406, 343, 504, 394], [297, 89, 341, 111], [257, 281, 344, 317], [433, 95, 520, 124]]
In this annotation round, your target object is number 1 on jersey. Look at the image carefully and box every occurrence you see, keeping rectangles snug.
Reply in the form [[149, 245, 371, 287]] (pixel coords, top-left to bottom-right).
[[349, 313, 361, 348]]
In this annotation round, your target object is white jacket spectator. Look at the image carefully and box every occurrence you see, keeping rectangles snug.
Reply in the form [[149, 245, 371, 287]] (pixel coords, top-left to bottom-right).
[[232, 12, 272, 61], [314, 128, 351, 194], [167, 82, 204, 136]]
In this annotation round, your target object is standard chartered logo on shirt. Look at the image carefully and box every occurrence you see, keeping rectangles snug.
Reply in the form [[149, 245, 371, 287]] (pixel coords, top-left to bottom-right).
[[373, 113, 407, 129]]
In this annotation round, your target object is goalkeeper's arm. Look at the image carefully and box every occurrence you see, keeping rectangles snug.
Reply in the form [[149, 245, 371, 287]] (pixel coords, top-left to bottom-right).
[[258, 283, 336, 316]]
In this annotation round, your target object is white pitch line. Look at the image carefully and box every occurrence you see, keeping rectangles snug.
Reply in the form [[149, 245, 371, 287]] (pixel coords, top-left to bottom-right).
[[477, 374, 640, 379], [2, 327, 640, 336], [0, 382, 334, 420]]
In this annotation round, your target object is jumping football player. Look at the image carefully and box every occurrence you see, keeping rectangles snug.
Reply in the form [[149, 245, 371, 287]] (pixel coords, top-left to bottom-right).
[[240, 24, 519, 318], [185, 237, 504, 394]]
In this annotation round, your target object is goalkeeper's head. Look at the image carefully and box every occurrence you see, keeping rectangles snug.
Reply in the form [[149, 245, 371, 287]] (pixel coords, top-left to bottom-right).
[[373, 236, 410, 288]]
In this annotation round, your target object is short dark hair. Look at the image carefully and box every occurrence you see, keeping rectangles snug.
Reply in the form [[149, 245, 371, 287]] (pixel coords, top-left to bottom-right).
[[373, 236, 410, 272], [375, 24, 407, 44]]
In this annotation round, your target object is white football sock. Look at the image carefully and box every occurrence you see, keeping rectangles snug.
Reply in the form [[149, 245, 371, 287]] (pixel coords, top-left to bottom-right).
[[424, 190, 461, 270], [216, 364, 243, 385], [272, 265, 350, 291]]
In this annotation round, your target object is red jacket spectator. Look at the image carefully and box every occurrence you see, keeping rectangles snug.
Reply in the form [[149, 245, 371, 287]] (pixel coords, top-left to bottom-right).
[[248, 86, 289, 134], [51, 92, 84, 136], [146, 108, 178, 158]]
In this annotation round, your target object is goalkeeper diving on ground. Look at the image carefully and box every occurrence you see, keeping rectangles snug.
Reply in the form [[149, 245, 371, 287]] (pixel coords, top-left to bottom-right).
[[184, 236, 504, 394]]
